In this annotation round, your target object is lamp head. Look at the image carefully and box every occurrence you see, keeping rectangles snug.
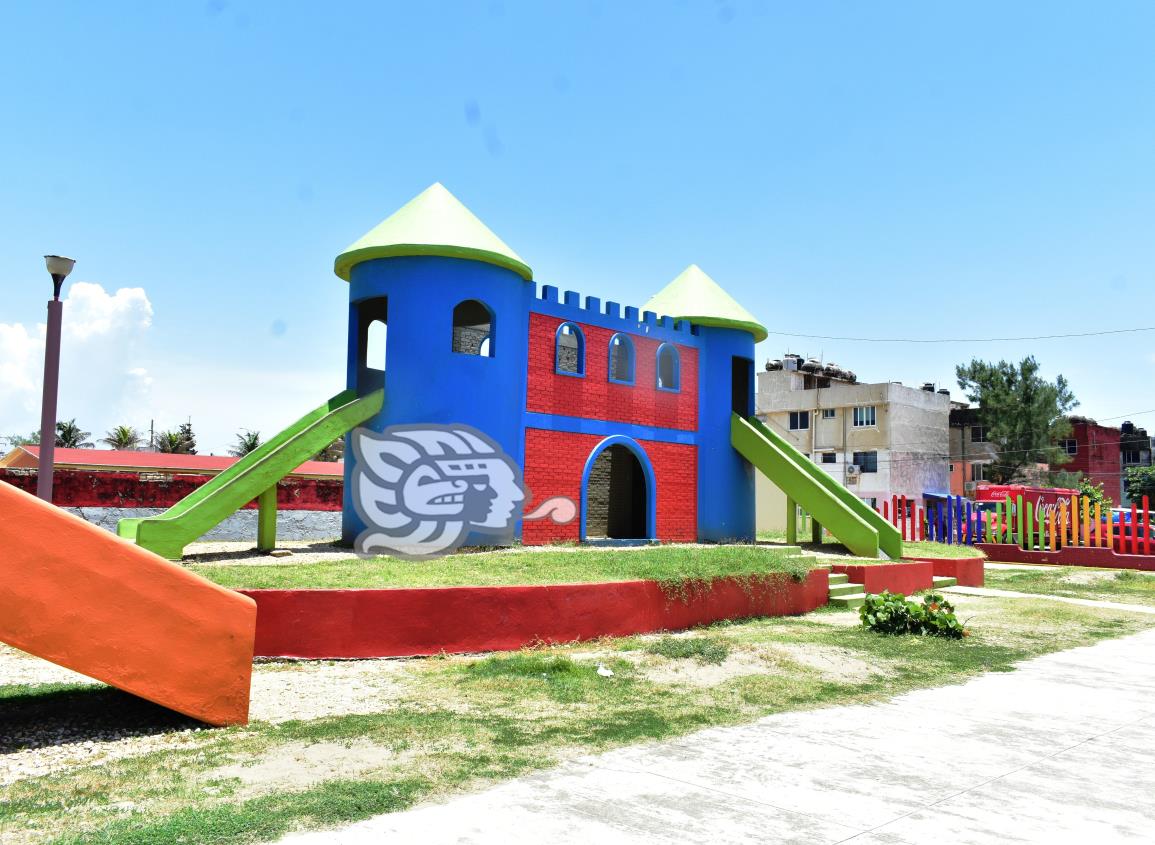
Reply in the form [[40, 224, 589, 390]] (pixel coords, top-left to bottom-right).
[[44, 255, 75, 299]]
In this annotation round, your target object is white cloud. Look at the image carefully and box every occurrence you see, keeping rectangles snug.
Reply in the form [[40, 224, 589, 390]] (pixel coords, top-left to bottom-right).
[[0, 282, 154, 445]]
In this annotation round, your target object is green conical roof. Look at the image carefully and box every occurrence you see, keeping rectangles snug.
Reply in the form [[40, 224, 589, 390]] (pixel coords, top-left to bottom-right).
[[643, 264, 767, 342], [334, 183, 532, 281]]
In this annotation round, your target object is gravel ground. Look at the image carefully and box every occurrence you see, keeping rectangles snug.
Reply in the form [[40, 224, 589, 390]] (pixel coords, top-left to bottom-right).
[[0, 644, 416, 786]]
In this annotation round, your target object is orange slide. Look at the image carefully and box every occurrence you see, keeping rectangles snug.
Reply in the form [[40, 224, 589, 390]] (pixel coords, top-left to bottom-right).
[[0, 483, 256, 725]]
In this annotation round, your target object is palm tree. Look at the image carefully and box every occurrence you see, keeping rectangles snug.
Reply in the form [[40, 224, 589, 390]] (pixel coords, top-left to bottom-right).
[[101, 425, 142, 450], [55, 419, 93, 448], [154, 430, 192, 454], [229, 430, 262, 457]]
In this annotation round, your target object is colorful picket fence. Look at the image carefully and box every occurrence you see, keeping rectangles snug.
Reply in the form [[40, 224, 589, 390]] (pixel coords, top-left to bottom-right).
[[874, 493, 1153, 554]]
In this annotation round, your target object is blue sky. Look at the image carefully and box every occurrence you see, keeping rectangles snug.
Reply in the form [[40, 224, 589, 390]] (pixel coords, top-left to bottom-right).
[[2, 1, 1153, 454]]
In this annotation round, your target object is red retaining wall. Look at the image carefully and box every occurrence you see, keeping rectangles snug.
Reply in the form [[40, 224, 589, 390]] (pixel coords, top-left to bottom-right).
[[831, 561, 934, 595], [240, 570, 828, 658], [976, 543, 1155, 572], [905, 556, 985, 587], [0, 469, 343, 511]]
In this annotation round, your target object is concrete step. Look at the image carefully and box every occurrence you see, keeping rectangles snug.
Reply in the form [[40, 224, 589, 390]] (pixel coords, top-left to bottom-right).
[[827, 573, 849, 585], [932, 576, 958, 589], [829, 593, 866, 609], [828, 582, 865, 598]]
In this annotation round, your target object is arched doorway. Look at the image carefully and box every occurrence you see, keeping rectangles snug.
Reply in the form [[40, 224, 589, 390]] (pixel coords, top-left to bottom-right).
[[581, 438, 654, 540]]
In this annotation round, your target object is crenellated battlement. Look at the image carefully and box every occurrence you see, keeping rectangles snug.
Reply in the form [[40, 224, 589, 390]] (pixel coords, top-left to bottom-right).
[[531, 282, 700, 345]]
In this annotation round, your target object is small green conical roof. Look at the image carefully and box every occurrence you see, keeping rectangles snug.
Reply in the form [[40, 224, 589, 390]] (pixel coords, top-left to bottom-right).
[[334, 183, 532, 281], [643, 264, 767, 342]]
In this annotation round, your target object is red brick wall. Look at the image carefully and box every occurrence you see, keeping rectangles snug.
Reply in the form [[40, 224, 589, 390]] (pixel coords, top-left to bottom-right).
[[0, 470, 344, 511], [522, 429, 696, 545], [526, 313, 698, 431], [1064, 421, 1123, 501]]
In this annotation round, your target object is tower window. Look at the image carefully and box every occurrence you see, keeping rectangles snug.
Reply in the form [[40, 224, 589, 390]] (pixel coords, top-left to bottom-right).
[[365, 320, 386, 371], [608, 333, 635, 384], [656, 343, 680, 392], [556, 322, 585, 375], [452, 299, 494, 357]]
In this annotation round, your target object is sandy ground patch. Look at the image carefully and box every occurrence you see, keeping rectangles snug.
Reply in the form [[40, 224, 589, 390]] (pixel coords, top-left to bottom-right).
[[203, 740, 398, 800], [763, 642, 884, 683], [250, 661, 411, 724], [0, 644, 101, 689], [641, 651, 777, 687]]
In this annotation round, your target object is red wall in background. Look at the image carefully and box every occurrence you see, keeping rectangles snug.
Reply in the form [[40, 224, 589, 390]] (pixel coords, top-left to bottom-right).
[[0, 469, 343, 511], [526, 313, 698, 432], [522, 428, 697, 545]]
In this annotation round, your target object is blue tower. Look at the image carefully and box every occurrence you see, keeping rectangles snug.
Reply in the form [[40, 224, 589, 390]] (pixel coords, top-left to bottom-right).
[[334, 183, 535, 544], [643, 265, 768, 543]]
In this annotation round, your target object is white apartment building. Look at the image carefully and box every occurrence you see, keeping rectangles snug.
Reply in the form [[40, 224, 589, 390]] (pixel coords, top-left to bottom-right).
[[755, 356, 950, 531]]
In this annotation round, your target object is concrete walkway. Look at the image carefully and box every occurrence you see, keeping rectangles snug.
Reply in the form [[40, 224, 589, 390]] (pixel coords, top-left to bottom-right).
[[945, 585, 1155, 615], [276, 626, 1155, 845]]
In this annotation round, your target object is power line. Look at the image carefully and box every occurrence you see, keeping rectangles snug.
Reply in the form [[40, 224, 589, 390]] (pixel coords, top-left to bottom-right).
[[764, 326, 1155, 344]]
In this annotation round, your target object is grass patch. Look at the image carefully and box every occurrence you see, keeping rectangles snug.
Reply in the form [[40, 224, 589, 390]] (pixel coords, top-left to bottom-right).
[[984, 566, 1155, 607], [5, 595, 1154, 845], [190, 545, 814, 590], [645, 636, 731, 664], [903, 541, 986, 559]]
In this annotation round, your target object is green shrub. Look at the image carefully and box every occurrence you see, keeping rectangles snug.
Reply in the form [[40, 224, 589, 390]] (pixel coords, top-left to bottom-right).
[[859, 591, 967, 639], [645, 636, 731, 665]]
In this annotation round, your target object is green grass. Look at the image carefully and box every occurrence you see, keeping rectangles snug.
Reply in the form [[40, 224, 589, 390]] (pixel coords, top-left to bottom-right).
[[903, 541, 986, 559], [984, 566, 1155, 606], [190, 546, 815, 590], [5, 595, 1153, 845], [644, 636, 731, 664]]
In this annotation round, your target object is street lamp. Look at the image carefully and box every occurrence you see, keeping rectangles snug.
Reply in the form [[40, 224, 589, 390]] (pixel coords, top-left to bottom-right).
[[36, 255, 75, 502]]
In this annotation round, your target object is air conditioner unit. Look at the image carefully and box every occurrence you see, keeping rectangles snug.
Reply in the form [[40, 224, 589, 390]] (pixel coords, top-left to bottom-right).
[[845, 464, 860, 481], [964, 481, 978, 493]]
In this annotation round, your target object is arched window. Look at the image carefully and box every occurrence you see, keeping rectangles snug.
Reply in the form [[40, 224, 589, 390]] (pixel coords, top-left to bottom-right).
[[555, 322, 585, 376], [365, 320, 387, 371], [451, 299, 495, 357], [656, 343, 680, 392], [608, 333, 635, 384]]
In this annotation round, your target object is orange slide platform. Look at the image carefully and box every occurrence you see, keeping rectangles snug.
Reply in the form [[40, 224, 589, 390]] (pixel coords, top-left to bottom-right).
[[0, 483, 256, 726]]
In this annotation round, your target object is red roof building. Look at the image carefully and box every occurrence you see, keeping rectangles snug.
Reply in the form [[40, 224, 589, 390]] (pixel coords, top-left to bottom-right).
[[0, 446, 342, 479], [1053, 418, 1122, 503]]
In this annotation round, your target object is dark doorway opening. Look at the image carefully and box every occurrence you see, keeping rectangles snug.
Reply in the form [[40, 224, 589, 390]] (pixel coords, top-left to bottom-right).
[[585, 444, 648, 539], [731, 356, 753, 418], [357, 297, 388, 394]]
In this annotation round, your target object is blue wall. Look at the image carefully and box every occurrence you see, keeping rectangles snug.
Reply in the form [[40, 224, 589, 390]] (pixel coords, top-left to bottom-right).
[[341, 256, 532, 544], [694, 325, 755, 542]]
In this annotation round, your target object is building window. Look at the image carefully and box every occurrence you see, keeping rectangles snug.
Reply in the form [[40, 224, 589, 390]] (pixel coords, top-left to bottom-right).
[[821, 409, 836, 419], [852, 450, 878, 473], [608, 333, 635, 384], [451, 299, 494, 357], [789, 411, 810, 431], [970, 426, 988, 443], [971, 463, 988, 482], [365, 320, 386, 371], [555, 322, 585, 375], [1060, 439, 1077, 456], [820, 452, 836, 464], [1122, 450, 1141, 465], [852, 406, 876, 427], [656, 343, 680, 391]]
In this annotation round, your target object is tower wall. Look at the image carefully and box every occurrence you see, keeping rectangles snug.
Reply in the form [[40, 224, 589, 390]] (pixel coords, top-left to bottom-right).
[[341, 255, 531, 544]]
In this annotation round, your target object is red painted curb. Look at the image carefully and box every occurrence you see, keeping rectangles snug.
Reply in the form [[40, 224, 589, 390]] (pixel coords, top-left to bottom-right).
[[975, 543, 1155, 571], [831, 561, 934, 595], [240, 570, 829, 659], [904, 556, 985, 587]]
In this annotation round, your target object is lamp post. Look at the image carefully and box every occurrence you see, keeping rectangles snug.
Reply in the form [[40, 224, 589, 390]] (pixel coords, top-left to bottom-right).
[[36, 254, 75, 502]]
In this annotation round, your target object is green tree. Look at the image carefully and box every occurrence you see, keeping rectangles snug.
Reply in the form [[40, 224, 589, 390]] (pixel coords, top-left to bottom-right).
[[229, 429, 262, 457], [178, 421, 198, 455], [1076, 477, 1112, 511], [1124, 466, 1155, 504], [5, 431, 40, 447], [955, 356, 1077, 484], [101, 425, 142, 450], [55, 419, 93, 448], [154, 429, 194, 454], [314, 436, 344, 462]]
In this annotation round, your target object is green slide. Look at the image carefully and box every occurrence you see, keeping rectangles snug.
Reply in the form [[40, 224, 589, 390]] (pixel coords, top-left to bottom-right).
[[732, 414, 902, 559], [118, 389, 384, 560]]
